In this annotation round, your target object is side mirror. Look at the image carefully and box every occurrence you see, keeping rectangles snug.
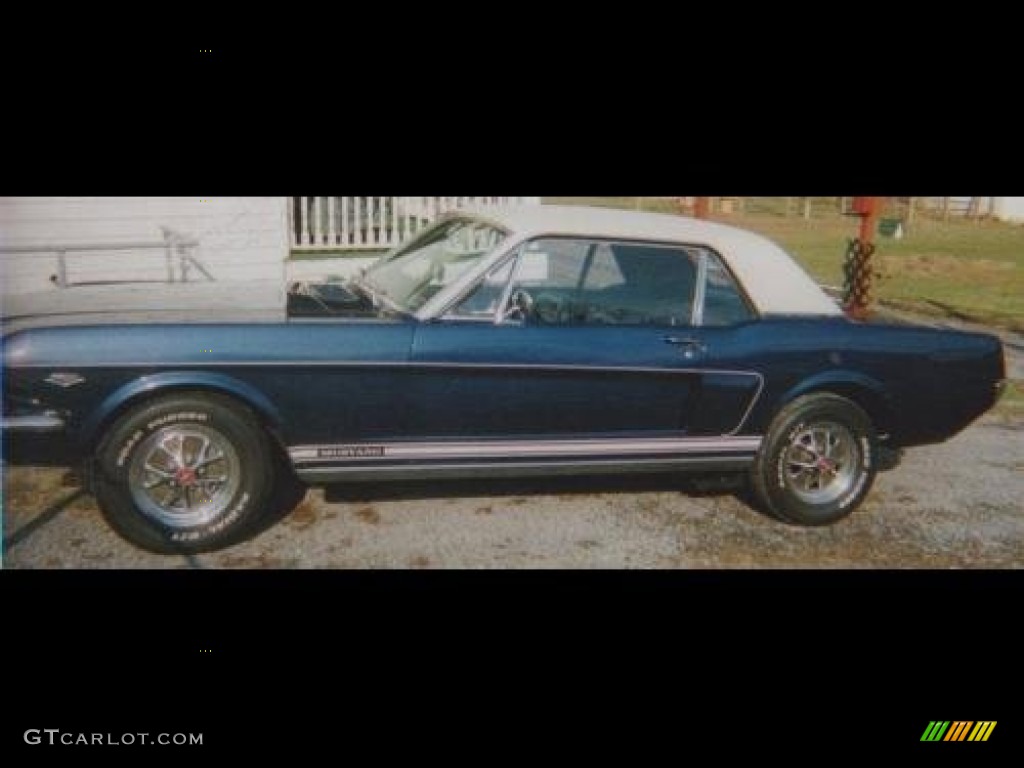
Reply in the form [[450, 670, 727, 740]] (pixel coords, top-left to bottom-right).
[[503, 288, 534, 322]]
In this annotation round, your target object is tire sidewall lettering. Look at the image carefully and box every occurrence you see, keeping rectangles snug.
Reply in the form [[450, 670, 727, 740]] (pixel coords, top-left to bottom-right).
[[146, 411, 209, 430], [112, 412, 211, 471], [832, 435, 873, 511], [169, 491, 250, 542], [860, 436, 872, 470], [116, 429, 144, 468]]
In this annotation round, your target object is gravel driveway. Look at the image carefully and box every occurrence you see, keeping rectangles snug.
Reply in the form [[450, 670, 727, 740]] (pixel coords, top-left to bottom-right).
[[3, 410, 1020, 569]]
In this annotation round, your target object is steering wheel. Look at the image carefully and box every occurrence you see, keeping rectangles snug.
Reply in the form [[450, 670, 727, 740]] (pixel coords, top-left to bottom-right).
[[504, 288, 535, 323], [532, 293, 566, 325]]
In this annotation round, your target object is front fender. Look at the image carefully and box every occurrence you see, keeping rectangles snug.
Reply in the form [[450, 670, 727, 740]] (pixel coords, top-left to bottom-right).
[[78, 370, 284, 452]]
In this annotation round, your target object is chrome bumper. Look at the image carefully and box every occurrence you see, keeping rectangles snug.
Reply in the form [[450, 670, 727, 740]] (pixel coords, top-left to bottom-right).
[[1, 412, 66, 432]]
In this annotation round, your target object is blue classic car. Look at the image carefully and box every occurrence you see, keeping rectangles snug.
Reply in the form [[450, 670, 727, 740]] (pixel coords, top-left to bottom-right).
[[1, 206, 1007, 553]]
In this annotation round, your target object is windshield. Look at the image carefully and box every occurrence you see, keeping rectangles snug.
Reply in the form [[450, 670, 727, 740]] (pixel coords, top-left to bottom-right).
[[358, 218, 508, 313]]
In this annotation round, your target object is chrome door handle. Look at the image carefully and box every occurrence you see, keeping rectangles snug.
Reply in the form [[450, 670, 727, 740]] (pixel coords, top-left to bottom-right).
[[663, 336, 707, 357], [663, 336, 706, 348]]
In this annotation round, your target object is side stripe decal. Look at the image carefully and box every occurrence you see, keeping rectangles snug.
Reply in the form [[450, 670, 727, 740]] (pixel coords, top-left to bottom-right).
[[289, 436, 763, 464]]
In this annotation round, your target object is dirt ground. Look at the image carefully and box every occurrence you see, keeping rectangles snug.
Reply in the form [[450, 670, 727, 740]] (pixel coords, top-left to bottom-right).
[[3, 408, 1020, 569]]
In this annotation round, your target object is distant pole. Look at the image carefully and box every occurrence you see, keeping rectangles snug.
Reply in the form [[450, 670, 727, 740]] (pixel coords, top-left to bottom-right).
[[694, 197, 710, 219]]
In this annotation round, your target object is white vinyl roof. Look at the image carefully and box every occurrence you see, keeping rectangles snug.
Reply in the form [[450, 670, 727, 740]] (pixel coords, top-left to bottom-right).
[[460, 204, 842, 316]]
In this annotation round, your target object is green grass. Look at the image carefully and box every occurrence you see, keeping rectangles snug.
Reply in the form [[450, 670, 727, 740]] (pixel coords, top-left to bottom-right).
[[544, 197, 1024, 332], [993, 379, 1024, 421]]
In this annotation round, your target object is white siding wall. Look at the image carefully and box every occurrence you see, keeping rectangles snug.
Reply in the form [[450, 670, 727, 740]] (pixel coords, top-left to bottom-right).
[[995, 197, 1024, 222], [0, 197, 289, 295]]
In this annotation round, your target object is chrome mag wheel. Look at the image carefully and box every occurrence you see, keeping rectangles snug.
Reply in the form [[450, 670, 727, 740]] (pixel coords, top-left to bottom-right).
[[782, 421, 859, 505], [127, 424, 242, 529]]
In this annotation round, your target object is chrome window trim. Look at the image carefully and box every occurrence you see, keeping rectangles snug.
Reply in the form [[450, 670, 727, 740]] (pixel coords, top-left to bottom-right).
[[495, 243, 528, 324], [692, 249, 709, 327], [413, 229, 527, 322], [439, 244, 524, 323]]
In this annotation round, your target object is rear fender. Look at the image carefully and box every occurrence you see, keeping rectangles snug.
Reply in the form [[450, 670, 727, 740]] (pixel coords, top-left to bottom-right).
[[777, 369, 896, 438]]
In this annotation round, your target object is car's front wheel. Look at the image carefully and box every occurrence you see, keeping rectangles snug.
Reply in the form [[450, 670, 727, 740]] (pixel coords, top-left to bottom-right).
[[93, 393, 277, 554], [750, 393, 878, 526]]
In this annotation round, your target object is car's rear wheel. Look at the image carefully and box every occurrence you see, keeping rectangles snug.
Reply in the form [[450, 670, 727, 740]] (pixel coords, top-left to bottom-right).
[[93, 393, 277, 554], [750, 392, 878, 526]]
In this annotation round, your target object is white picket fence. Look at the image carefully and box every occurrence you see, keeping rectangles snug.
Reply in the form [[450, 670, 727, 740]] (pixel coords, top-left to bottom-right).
[[290, 197, 540, 251]]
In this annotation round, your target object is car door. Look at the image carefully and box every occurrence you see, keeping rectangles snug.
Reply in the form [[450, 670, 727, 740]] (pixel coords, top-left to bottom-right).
[[407, 237, 762, 446]]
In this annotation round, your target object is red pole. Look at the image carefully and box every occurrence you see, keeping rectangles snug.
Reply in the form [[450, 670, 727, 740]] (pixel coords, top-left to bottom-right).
[[858, 197, 880, 244], [693, 197, 710, 219]]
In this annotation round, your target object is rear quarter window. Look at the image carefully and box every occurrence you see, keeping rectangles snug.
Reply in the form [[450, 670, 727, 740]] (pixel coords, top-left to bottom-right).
[[702, 252, 755, 326]]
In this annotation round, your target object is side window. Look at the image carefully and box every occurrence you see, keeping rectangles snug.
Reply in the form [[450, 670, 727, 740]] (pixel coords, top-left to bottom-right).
[[505, 238, 699, 327], [591, 243, 698, 326], [447, 239, 747, 327], [701, 250, 755, 326]]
